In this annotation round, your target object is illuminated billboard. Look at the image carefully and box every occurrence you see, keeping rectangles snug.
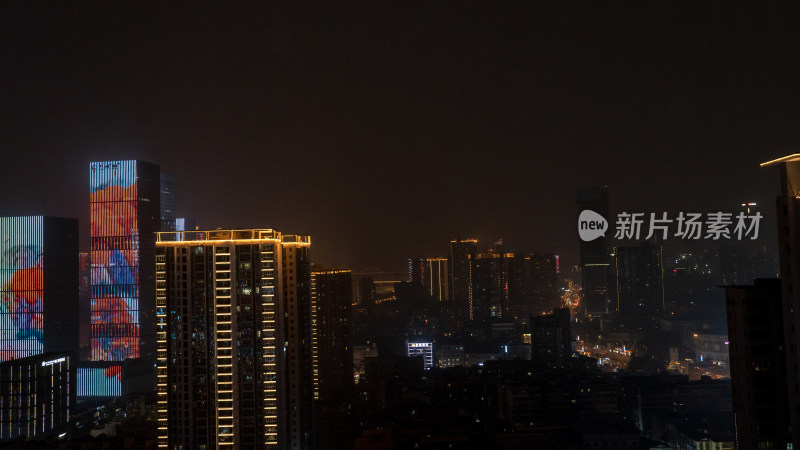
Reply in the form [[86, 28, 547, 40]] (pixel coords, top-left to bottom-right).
[[0, 217, 44, 362], [77, 366, 122, 397], [90, 161, 140, 363]]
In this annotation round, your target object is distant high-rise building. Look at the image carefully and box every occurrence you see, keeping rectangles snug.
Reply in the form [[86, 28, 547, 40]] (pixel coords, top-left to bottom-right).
[[614, 241, 664, 321], [424, 258, 450, 301], [449, 239, 477, 319], [523, 253, 560, 316], [160, 173, 176, 231], [725, 279, 789, 448], [354, 276, 375, 306], [408, 258, 425, 287], [155, 229, 313, 450], [578, 187, 613, 317], [89, 160, 160, 371], [471, 252, 513, 321], [761, 154, 800, 449], [311, 269, 353, 405], [530, 308, 572, 368], [0, 216, 78, 362], [0, 352, 75, 440]]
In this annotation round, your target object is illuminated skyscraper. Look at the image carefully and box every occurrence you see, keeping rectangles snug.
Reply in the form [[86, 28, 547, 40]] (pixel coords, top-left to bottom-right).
[[155, 229, 313, 450], [0, 216, 78, 362], [424, 257, 449, 301], [449, 239, 477, 319], [577, 187, 613, 317], [310, 269, 353, 405], [89, 160, 160, 371]]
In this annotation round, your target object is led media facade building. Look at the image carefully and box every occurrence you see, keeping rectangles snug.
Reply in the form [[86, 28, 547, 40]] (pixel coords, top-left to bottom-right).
[[155, 229, 313, 450], [89, 161, 160, 375], [0, 216, 78, 363], [0, 352, 75, 440]]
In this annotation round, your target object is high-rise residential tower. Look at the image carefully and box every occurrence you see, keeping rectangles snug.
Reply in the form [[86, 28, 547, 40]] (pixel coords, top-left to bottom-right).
[[155, 229, 313, 450], [0, 216, 78, 362]]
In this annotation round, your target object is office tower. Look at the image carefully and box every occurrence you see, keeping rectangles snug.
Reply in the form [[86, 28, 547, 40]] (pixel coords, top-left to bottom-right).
[[89, 161, 160, 371], [449, 239, 477, 319], [0, 352, 75, 440], [761, 154, 800, 449], [155, 229, 313, 450], [614, 241, 664, 321], [407, 258, 425, 287], [578, 187, 613, 317], [160, 173, 176, 231], [471, 252, 513, 321], [311, 269, 353, 405], [0, 216, 78, 362], [725, 279, 789, 448], [530, 308, 572, 368], [406, 341, 434, 370], [424, 257, 450, 301]]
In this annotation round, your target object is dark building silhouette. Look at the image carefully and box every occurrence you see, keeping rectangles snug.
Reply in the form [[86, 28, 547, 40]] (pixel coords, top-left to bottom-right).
[[78, 251, 90, 360], [577, 187, 613, 318], [524, 253, 560, 316], [725, 279, 789, 448], [449, 239, 477, 319], [311, 269, 354, 405], [530, 308, 572, 367], [614, 241, 664, 322], [762, 154, 800, 450]]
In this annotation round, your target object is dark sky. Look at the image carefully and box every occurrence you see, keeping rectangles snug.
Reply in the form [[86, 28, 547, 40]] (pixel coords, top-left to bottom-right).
[[1, 3, 798, 272]]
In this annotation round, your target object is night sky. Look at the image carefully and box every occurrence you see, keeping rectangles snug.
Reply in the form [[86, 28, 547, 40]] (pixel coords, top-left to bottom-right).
[[1, 3, 798, 272]]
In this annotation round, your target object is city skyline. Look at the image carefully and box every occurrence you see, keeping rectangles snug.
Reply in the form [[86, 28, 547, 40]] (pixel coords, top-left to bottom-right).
[[1, 3, 796, 272]]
